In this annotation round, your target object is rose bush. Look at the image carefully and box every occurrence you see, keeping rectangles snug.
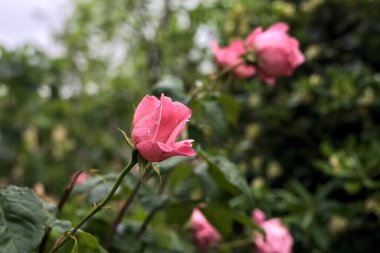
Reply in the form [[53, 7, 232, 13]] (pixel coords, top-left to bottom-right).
[[1, 1, 379, 253]]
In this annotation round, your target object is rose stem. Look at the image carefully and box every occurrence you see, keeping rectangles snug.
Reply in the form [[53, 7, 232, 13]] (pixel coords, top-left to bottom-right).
[[49, 150, 138, 253]]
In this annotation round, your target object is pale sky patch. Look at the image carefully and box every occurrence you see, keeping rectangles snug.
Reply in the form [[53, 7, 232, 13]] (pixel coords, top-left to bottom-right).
[[0, 0, 72, 55]]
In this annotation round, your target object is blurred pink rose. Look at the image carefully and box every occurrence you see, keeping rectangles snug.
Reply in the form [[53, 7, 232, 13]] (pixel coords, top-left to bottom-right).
[[211, 40, 256, 78], [252, 209, 293, 253], [246, 22, 304, 85], [74, 172, 90, 186], [131, 94, 195, 162], [191, 208, 221, 251]]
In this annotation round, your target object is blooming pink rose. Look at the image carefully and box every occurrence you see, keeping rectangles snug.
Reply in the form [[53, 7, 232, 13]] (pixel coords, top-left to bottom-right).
[[131, 94, 196, 162], [211, 40, 256, 78], [246, 22, 304, 85], [191, 208, 221, 251], [252, 209, 293, 253]]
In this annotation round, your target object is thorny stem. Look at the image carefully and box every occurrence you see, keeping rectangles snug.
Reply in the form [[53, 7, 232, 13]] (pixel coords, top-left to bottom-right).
[[48, 150, 139, 253]]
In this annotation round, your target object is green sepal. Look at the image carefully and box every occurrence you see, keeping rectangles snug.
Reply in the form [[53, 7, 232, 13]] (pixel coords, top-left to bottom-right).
[[137, 154, 148, 182], [244, 50, 256, 64], [117, 128, 135, 149], [152, 162, 162, 183]]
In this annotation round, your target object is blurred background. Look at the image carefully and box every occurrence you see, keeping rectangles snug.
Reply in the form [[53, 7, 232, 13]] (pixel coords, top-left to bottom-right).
[[1, 0, 380, 252]]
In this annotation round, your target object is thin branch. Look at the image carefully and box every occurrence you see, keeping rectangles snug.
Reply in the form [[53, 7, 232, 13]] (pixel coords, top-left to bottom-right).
[[57, 170, 84, 217], [48, 150, 139, 253]]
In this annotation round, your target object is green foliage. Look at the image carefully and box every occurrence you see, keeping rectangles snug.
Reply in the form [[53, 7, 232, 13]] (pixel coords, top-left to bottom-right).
[[56, 231, 107, 253], [0, 186, 46, 253], [201, 151, 253, 199]]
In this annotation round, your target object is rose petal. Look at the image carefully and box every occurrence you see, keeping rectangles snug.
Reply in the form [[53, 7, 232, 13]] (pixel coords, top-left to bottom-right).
[[246, 27, 263, 47], [173, 140, 196, 157], [253, 209, 293, 253], [267, 22, 289, 33], [229, 40, 247, 55], [211, 40, 255, 79], [254, 32, 289, 52], [288, 38, 305, 67], [258, 47, 293, 76], [132, 101, 162, 145], [258, 71, 276, 85], [191, 208, 221, 251], [153, 94, 192, 143], [136, 139, 195, 162], [166, 121, 187, 145], [211, 41, 221, 56], [235, 65, 256, 78], [133, 95, 161, 125], [252, 208, 266, 224]]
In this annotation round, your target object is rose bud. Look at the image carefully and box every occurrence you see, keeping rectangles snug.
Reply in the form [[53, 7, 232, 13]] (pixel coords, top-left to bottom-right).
[[252, 208, 293, 253], [132, 94, 195, 162], [191, 208, 221, 251], [246, 22, 304, 85]]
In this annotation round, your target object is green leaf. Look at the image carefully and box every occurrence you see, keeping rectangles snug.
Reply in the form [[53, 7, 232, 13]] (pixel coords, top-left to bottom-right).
[[70, 237, 79, 253], [151, 76, 187, 103], [201, 151, 253, 199], [78, 230, 107, 252], [201, 204, 262, 237], [158, 156, 190, 174], [141, 195, 170, 213], [193, 163, 220, 200], [0, 185, 46, 253], [202, 101, 228, 137], [217, 95, 240, 127], [88, 182, 115, 204], [58, 231, 107, 253], [46, 217, 73, 233], [165, 204, 193, 226]]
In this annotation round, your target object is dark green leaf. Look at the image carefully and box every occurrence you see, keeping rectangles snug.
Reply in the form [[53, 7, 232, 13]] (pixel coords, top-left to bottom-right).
[[217, 95, 240, 127], [201, 151, 253, 199], [0, 185, 46, 253]]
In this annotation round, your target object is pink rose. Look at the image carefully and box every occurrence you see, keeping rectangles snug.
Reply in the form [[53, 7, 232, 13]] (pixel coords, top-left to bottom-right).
[[211, 40, 256, 78], [191, 208, 222, 251], [246, 22, 304, 85], [131, 94, 196, 162], [252, 209, 293, 253]]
